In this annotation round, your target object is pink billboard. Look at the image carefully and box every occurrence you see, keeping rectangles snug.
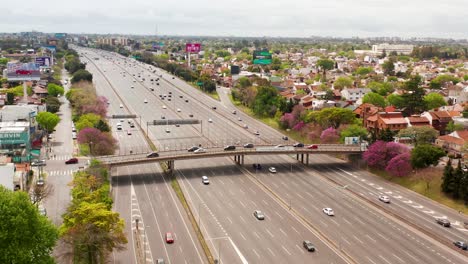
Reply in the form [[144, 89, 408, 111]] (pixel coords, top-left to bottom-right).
[[186, 43, 201, 53]]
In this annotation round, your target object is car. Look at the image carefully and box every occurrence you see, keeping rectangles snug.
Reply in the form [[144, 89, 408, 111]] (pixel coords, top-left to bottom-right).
[[254, 131, 260, 136], [172, 77, 175, 79], [146, 152, 159, 158], [162, 105, 167, 109], [179, 95, 183, 98], [144, 99, 148, 103], [168, 98, 172, 101], [119, 104, 123, 108], [268, 167, 277, 173], [156, 259, 165, 264], [185, 99, 189, 103], [38, 206, 47, 216], [202, 176, 210, 185], [65, 158, 79, 164], [36, 178, 45, 186], [31, 159, 46, 166], [436, 218, 451, 227], [212, 106, 217, 110], [188, 146, 200, 152], [129, 122, 135, 128], [168, 92, 172, 95], [177, 108, 181, 112], [120, 119, 124, 123], [175, 124, 180, 127], [131, 86, 134, 89], [161, 116, 165, 119], [208, 118, 213, 123], [157, 83, 160, 85], [253, 210, 265, 220], [238, 117, 242, 121], [282, 136, 289, 141], [379, 195, 391, 203], [194, 148, 206, 154], [47, 134, 53, 139], [150, 88, 154, 91], [323, 208, 335, 216], [232, 110, 237, 114], [453, 241, 468, 250], [293, 143, 304, 148], [243, 124, 248, 129], [127, 130, 132, 135], [165, 128, 171, 133], [253, 163, 262, 170], [303, 240, 316, 252], [244, 143, 254, 148], [275, 144, 285, 148], [165, 232, 174, 243], [224, 145, 236, 151], [307, 144, 318, 149]]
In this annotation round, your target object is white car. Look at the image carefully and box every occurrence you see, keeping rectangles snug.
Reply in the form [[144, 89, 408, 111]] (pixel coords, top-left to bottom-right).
[[379, 195, 391, 203], [177, 108, 181, 112], [194, 148, 206, 154], [119, 104, 123, 108], [202, 176, 210, 185], [208, 118, 213, 123], [162, 105, 167, 109], [275, 144, 285, 148], [268, 167, 277, 173], [323, 208, 335, 216], [144, 99, 148, 103]]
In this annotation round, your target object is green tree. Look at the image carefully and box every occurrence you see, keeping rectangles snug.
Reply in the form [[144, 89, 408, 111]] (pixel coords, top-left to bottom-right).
[[45, 96, 61, 113], [402, 75, 426, 115], [459, 171, 468, 204], [95, 119, 110, 132], [0, 186, 58, 264], [446, 121, 464, 133], [252, 86, 283, 117], [453, 160, 464, 199], [307, 108, 356, 129], [340, 124, 368, 142], [72, 69, 93, 83], [6, 91, 15, 105], [423, 93, 446, 110], [430, 74, 461, 89], [377, 128, 395, 142], [76, 113, 102, 132], [398, 126, 439, 145], [382, 58, 395, 76], [333, 76, 353, 90], [317, 59, 335, 80], [36, 112, 60, 133], [362, 92, 386, 108], [441, 159, 454, 194], [47, 83, 65, 97], [354, 67, 373, 76], [411, 144, 445, 169], [387, 94, 405, 108]]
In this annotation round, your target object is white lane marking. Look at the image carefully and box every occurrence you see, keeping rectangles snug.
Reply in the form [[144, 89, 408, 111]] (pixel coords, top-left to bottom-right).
[[342, 237, 351, 245], [330, 218, 340, 226], [365, 234, 376, 243], [279, 228, 287, 237], [226, 217, 232, 224], [267, 248, 276, 256], [353, 235, 364, 244], [282, 245, 292, 256], [377, 232, 389, 241], [275, 211, 284, 220], [227, 237, 248, 264], [393, 253, 406, 263], [404, 250, 419, 262], [343, 218, 352, 225], [239, 200, 246, 208], [253, 231, 260, 239], [239, 215, 246, 223], [265, 228, 274, 238], [291, 226, 300, 234], [366, 256, 378, 264], [252, 249, 260, 258], [423, 210, 435, 214], [295, 244, 305, 254], [379, 255, 392, 264], [239, 232, 247, 241]]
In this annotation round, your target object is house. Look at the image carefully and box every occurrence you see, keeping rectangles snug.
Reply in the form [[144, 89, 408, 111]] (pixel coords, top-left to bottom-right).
[[354, 103, 380, 119], [405, 116, 431, 127], [421, 111, 453, 135], [364, 112, 408, 134], [435, 130, 468, 156], [341, 88, 371, 102]]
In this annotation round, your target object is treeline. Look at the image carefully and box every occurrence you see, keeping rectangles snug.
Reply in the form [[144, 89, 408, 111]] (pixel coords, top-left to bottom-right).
[[411, 46, 467, 60], [442, 160, 468, 204], [60, 161, 127, 263]]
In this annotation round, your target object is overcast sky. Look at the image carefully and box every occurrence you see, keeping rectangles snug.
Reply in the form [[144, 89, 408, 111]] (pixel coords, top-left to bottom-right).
[[1, 0, 467, 38]]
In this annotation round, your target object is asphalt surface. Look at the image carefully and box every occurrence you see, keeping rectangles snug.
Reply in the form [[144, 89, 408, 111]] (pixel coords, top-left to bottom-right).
[[75, 46, 468, 264]]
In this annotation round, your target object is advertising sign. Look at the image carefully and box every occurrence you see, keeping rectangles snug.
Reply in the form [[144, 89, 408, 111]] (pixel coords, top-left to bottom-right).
[[6, 62, 41, 81], [186, 43, 201, 53], [253, 50, 272, 65], [344, 137, 360, 145], [35, 57, 51, 67], [55, 33, 67, 39], [231, 65, 240, 75], [0, 131, 29, 145], [42, 45, 57, 53]]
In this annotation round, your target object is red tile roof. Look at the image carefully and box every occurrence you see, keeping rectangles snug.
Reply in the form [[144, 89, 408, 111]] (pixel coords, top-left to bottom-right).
[[438, 135, 465, 145]]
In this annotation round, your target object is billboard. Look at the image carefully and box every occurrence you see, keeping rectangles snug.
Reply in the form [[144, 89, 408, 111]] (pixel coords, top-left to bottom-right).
[[231, 65, 240, 75], [344, 137, 360, 145], [186, 43, 201, 53], [35, 57, 52, 67], [42, 45, 57, 53], [6, 62, 41, 81], [55, 33, 67, 39], [253, 50, 272, 65]]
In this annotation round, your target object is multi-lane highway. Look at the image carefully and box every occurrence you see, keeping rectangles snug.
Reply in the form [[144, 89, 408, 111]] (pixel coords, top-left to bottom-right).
[[76, 46, 468, 264]]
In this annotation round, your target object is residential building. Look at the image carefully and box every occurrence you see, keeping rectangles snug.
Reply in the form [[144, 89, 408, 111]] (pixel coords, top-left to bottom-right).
[[372, 43, 414, 55], [435, 130, 468, 156], [0, 163, 15, 190], [341, 88, 371, 102], [421, 111, 453, 135]]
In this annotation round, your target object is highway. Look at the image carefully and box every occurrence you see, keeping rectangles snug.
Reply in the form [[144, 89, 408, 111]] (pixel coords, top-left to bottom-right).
[[84, 53, 206, 264], [76, 46, 468, 264]]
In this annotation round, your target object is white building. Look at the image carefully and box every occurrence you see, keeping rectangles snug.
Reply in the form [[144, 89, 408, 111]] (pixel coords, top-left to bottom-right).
[[372, 43, 414, 55], [0, 163, 15, 190], [341, 88, 371, 102]]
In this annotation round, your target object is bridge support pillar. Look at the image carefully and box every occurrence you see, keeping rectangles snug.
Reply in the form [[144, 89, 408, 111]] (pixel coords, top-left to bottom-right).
[[165, 160, 174, 176], [306, 154, 309, 165], [296, 154, 299, 161], [241, 155, 244, 165], [301, 154, 304, 163]]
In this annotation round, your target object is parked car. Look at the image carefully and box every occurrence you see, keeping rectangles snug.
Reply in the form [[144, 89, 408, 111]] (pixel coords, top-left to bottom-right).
[[144, 99, 148, 103], [293, 143, 304, 148], [31, 159, 46, 166], [188, 146, 199, 152], [165, 232, 174, 243], [146, 152, 159, 158], [65, 158, 79, 164], [224, 145, 236, 151], [127, 130, 132, 135], [156, 259, 165, 264], [253, 163, 262, 170], [436, 218, 451, 227], [202, 176, 210, 185], [453, 241, 467, 250], [303, 240, 316, 252], [36, 178, 45, 186], [244, 143, 254, 148], [268, 167, 277, 173], [379, 195, 391, 203], [253, 210, 265, 220], [323, 208, 335, 216]]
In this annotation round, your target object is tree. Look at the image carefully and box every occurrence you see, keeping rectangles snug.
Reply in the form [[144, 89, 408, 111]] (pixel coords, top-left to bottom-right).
[[385, 152, 412, 177], [6, 91, 15, 105], [340, 124, 368, 142], [402, 75, 426, 115], [95, 119, 110, 132], [320, 127, 339, 143], [423, 93, 447, 110], [77, 128, 116, 155], [252, 86, 283, 117], [411, 144, 445, 169], [76, 113, 101, 131], [306, 108, 356, 129], [45, 96, 61, 113], [446, 121, 464, 133], [354, 67, 373, 76], [363, 141, 388, 168], [452, 160, 464, 199], [333, 76, 353, 90], [30, 183, 54, 206], [382, 58, 395, 76], [71, 69, 93, 83], [317, 59, 334, 80], [362, 92, 386, 108], [441, 159, 454, 194], [387, 94, 405, 108], [430, 74, 461, 89], [36, 112, 60, 133], [0, 185, 58, 263], [377, 128, 395, 142], [397, 126, 439, 145], [47, 83, 65, 97]]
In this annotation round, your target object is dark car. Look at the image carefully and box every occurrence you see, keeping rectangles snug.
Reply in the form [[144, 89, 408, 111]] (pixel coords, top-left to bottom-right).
[[253, 163, 262, 170], [224, 145, 236, 151], [188, 146, 199, 152], [293, 143, 304, 148], [282, 136, 289, 141], [303, 240, 316, 252], [146, 152, 159, 158], [243, 143, 254, 148], [185, 99, 189, 103], [65, 158, 78, 164], [212, 106, 217, 110], [454, 241, 468, 250], [436, 218, 451, 227]]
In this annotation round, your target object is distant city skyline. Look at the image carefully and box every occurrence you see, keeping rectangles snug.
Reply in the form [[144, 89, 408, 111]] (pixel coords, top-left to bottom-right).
[[1, 0, 467, 39]]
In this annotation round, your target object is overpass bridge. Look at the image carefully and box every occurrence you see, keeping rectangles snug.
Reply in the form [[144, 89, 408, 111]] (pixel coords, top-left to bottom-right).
[[98, 144, 365, 174]]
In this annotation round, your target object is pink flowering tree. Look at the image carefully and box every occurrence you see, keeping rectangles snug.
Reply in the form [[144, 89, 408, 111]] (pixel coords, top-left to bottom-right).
[[385, 152, 412, 177], [77, 127, 116, 155], [279, 113, 297, 129], [81, 96, 108, 118], [293, 121, 305, 131], [320, 127, 339, 143], [362, 140, 388, 169]]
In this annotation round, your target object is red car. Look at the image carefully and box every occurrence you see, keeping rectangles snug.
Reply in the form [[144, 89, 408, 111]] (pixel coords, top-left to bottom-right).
[[65, 158, 78, 164], [307, 145, 318, 149], [165, 232, 174, 244], [16, 69, 31, 75]]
